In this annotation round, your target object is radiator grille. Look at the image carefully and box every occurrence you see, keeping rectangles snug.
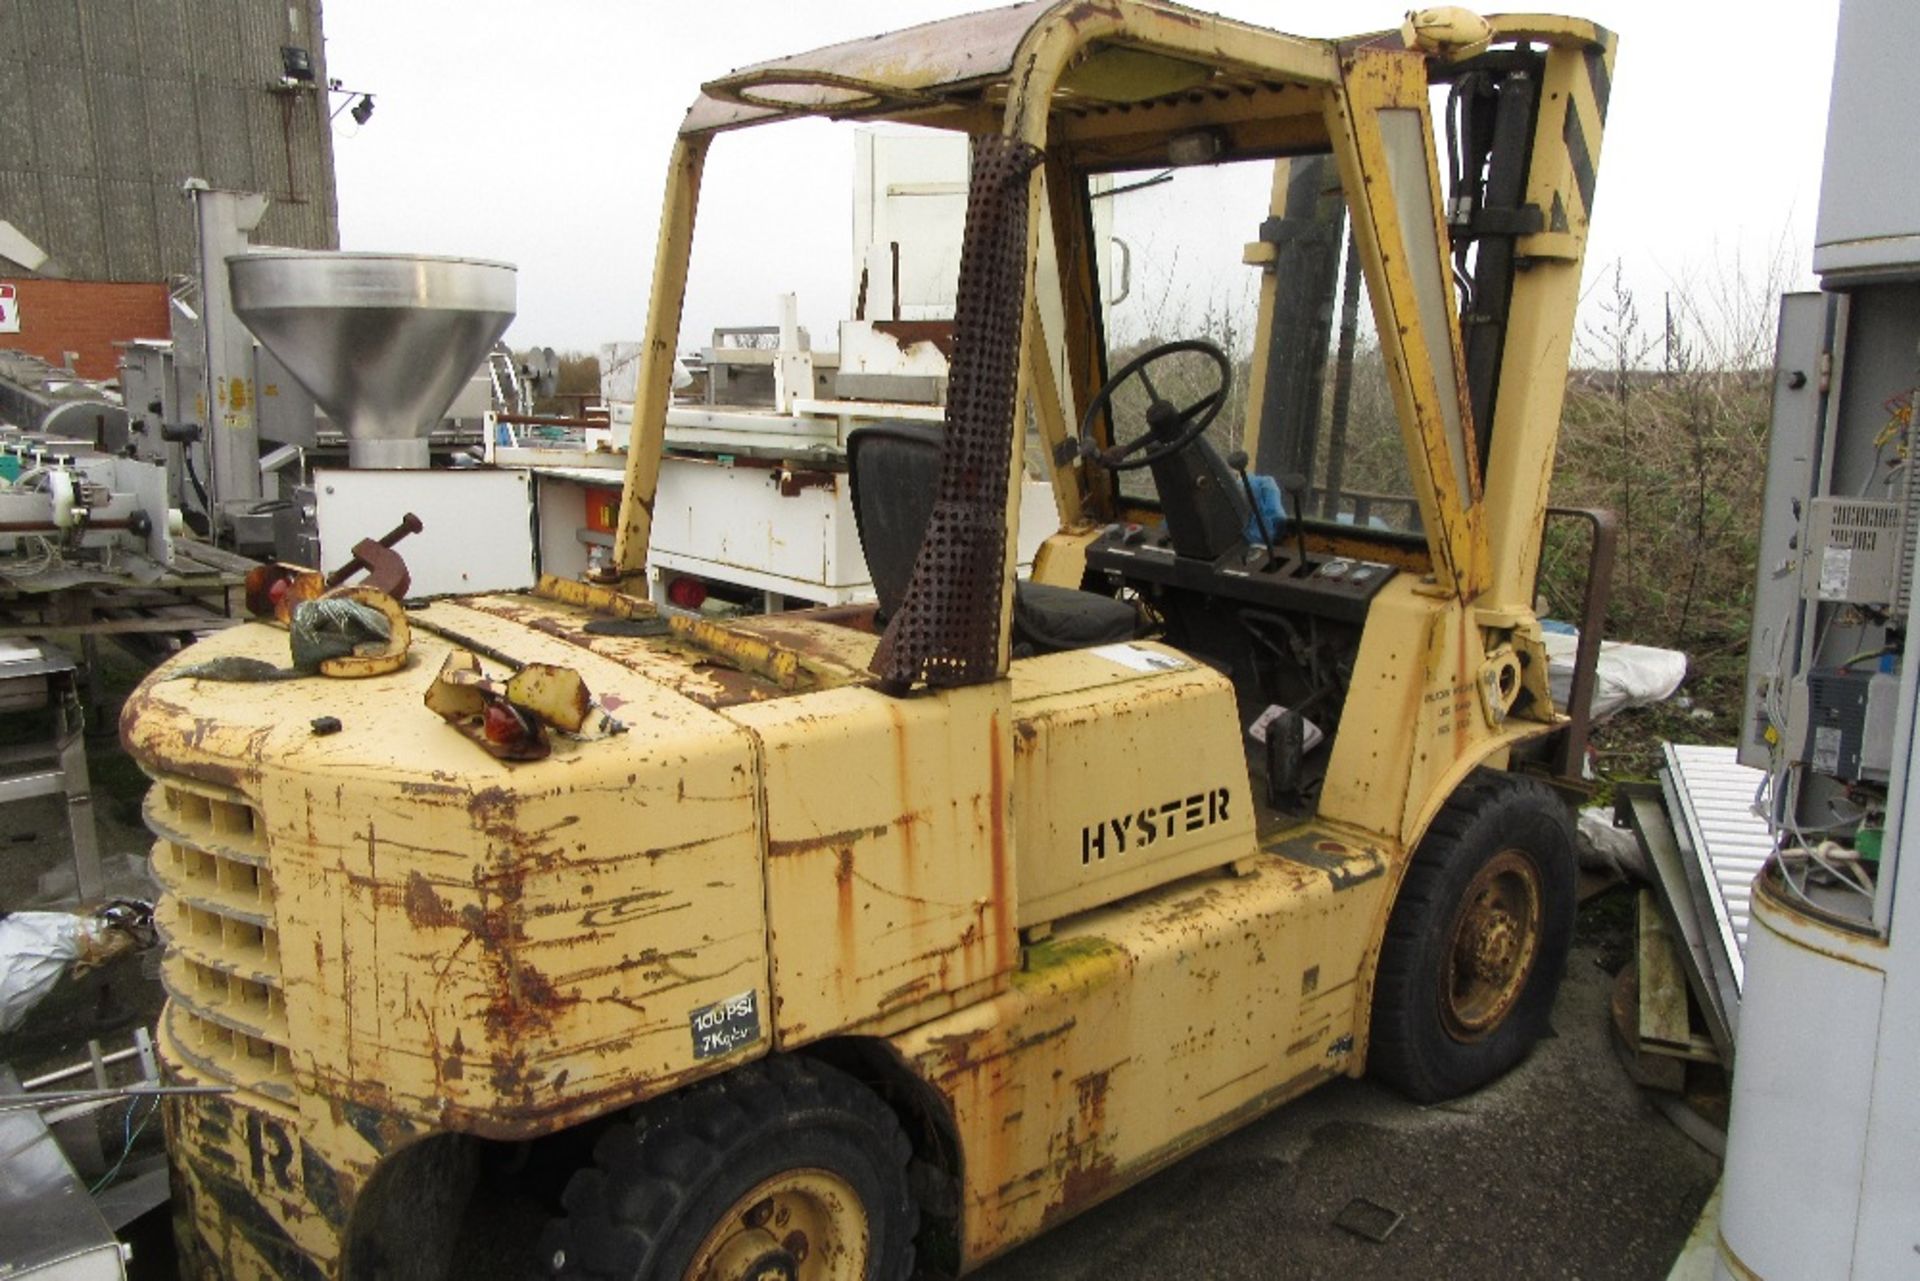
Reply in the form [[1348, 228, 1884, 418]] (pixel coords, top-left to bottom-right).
[[146, 776, 294, 1101]]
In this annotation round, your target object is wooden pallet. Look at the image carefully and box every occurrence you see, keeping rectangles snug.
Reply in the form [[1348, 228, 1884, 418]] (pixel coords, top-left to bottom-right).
[[1611, 889, 1723, 1092]]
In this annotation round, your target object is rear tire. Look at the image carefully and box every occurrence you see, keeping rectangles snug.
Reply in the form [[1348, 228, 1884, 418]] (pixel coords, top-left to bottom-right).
[[543, 1057, 917, 1281], [1368, 771, 1575, 1103]]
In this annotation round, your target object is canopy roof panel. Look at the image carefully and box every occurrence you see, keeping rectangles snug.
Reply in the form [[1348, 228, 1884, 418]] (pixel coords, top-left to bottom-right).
[[680, 0, 1350, 136]]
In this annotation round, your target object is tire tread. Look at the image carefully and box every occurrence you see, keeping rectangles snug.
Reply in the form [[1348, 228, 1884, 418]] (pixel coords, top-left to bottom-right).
[[1368, 771, 1576, 1103]]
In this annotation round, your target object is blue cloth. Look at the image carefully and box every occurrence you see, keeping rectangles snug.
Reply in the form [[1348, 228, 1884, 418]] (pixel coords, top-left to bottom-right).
[[1243, 473, 1287, 545]]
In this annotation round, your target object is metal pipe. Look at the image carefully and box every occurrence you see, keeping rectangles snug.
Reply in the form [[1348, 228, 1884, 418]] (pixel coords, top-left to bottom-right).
[[18, 1044, 141, 1090], [1321, 230, 1363, 519], [1544, 504, 1618, 781], [0, 1084, 231, 1114]]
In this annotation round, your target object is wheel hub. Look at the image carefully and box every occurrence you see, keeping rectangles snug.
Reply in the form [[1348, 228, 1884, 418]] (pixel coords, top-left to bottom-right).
[[1440, 850, 1543, 1042], [1460, 902, 1521, 982], [689, 1168, 867, 1281]]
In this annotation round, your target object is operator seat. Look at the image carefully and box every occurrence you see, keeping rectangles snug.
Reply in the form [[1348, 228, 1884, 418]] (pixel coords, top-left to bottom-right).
[[846, 421, 1140, 656]]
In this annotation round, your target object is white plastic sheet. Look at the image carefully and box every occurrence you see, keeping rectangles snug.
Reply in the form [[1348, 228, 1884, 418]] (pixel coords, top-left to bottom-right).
[[1543, 628, 1688, 722], [0, 912, 110, 1034], [1576, 805, 1650, 881]]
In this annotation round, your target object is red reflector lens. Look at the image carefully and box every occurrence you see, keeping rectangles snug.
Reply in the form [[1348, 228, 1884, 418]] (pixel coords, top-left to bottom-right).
[[667, 577, 708, 610]]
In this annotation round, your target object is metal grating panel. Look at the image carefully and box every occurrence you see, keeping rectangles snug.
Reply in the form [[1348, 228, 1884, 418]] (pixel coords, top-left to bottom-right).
[[1662, 743, 1775, 992], [145, 774, 295, 1102], [871, 133, 1042, 690]]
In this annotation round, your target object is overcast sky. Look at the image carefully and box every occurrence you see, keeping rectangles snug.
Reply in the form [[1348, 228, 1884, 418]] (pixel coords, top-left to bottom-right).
[[321, 0, 1840, 362]]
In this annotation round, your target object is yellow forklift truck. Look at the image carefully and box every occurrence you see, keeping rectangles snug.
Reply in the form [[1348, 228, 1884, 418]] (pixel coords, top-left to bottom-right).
[[121, 3, 1616, 1276]]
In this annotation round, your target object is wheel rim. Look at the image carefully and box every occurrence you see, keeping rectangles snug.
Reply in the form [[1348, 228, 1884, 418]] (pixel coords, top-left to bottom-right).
[[687, 1167, 870, 1281], [1439, 850, 1543, 1042]]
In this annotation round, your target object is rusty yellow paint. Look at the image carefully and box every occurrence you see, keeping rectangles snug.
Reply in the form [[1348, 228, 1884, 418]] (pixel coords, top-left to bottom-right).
[[1317, 576, 1554, 851], [1323, 46, 1487, 600], [887, 829, 1386, 1266], [1477, 27, 1615, 620], [1010, 645, 1254, 928], [531, 571, 655, 617], [723, 680, 1019, 1045], [613, 135, 707, 585], [1028, 526, 1101, 590], [127, 614, 772, 1140], [668, 614, 817, 691]]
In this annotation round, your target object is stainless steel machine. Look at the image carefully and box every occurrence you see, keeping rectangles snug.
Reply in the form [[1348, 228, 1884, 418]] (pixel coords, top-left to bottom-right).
[[227, 251, 537, 597], [116, 184, 510, 559]]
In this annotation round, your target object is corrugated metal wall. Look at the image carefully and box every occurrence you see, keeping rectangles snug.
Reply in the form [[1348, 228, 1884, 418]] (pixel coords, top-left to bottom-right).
[[0, 0, 339, 283]]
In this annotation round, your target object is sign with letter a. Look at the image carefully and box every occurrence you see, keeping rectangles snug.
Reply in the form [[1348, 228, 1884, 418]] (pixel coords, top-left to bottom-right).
[[0, 284, 18, 334]]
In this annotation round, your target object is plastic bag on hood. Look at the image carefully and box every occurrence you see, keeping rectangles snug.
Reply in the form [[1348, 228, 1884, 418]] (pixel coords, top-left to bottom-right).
[[0, 911, 119, 1034]]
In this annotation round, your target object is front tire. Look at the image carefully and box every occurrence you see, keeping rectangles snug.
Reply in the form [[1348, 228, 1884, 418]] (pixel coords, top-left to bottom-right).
[[544, 1057, 917, 1281], [1368, 771, 1576, 1102]]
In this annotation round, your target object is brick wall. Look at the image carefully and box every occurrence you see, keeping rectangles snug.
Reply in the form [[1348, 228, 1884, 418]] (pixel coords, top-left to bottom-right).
[[0, 278, 170, 381]]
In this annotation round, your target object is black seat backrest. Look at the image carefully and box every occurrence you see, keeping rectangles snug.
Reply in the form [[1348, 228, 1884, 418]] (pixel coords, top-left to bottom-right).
[[846, 421, 945, 620]]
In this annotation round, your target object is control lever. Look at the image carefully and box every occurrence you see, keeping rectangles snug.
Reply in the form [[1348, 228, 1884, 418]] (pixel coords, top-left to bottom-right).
[[1226, 450, 1276, 557], [1279, 472, 1312, 574]]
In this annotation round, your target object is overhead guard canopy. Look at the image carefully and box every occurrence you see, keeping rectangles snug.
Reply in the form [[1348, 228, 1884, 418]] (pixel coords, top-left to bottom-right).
[[680, 0, 1351, 136]]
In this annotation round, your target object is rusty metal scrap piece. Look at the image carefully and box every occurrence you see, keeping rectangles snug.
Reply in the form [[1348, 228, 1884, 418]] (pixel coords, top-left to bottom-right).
[[290, 596, 391, 668], [425, 649, 624, 762], [668, 614, 828, 692], [166, 588, 412, 681], [241, 561, 305, 618], [871, 132, 1042, 692], [504, 664, 597, 735], [425, 649, 550, 761], [324, 512, 424, 598], [246, 517, 423, 617], [532, 572, 655, 619], [163, 655, 304, 683]]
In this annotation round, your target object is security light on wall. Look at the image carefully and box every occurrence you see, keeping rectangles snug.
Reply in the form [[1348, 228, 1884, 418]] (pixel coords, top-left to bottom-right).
[[280, 46, 315, 83], [327, 87, 378, 127]]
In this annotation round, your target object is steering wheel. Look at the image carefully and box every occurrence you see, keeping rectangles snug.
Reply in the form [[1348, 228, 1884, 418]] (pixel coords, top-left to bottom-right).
[[1077, 338, 1232, 472]]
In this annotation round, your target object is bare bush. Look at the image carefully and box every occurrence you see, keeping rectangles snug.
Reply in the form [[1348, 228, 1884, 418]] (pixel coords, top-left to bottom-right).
[[1545, 252, 1785, 652]]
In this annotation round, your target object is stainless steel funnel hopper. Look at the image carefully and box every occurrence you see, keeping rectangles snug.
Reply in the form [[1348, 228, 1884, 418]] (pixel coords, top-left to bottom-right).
[[227, 251, 516, 469]]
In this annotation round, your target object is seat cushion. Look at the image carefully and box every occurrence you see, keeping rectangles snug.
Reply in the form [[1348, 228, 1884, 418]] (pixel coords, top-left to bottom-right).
[[1013, 580, 1138, 653]]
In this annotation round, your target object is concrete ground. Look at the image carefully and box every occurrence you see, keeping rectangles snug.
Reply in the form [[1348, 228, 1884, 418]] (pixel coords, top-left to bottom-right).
[[1, 677, 1720, 1278]]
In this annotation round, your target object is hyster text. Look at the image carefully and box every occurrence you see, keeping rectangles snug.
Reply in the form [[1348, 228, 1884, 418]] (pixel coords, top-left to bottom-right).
[[1082, 788, 1232, 864]]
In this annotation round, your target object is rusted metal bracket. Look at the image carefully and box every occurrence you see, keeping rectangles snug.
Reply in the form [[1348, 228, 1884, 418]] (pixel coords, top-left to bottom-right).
[[424, 650, 625, 762], [325, 512, 423, 599]]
